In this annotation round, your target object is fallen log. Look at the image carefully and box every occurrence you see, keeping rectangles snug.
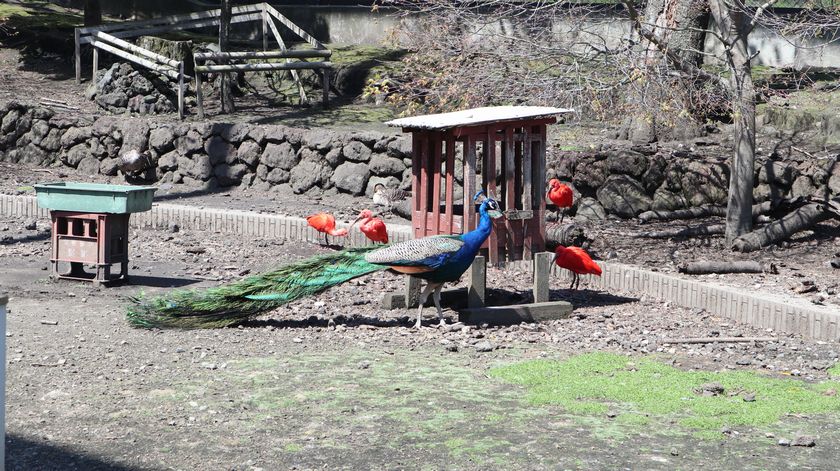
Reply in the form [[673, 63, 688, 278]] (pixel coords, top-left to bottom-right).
[[638, 205, 726, 224], [546, 223, 587, 247], [634, 224, 726, 239], [678, 261, 777, 275], [731, 203, 830, 252], [638, 198, 806, 224], [661, 336, 777, 344]]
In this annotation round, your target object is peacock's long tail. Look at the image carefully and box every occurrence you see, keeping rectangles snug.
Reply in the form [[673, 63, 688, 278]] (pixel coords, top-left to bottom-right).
[[126, 247, 387, 329]]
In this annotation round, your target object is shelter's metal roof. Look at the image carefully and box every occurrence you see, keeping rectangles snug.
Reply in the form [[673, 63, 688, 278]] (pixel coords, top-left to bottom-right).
[[385, 106, 573, 131]]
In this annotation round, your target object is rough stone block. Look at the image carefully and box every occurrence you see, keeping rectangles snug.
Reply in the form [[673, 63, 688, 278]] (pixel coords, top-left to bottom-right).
[[459, 301, 574, 325]]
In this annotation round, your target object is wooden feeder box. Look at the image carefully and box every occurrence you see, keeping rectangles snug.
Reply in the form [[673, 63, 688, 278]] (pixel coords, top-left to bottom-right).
[[385, 106, 572, 265], [34, 183, 156, 286]]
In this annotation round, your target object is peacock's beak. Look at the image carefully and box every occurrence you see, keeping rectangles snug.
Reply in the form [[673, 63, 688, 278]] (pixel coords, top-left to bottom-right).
[[349, 216, 362, 230]]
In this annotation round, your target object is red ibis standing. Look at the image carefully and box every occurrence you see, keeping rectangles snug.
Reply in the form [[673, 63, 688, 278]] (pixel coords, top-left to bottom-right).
[[352, 209, 389, 244], [547, 179, 573, 223], [553, 245, 602, 290], [307, 212, 348, 246]]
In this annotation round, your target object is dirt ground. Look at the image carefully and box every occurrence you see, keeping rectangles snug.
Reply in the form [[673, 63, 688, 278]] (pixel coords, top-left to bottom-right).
[[2, 44, 840, 470], [2, 213, 840, 471]]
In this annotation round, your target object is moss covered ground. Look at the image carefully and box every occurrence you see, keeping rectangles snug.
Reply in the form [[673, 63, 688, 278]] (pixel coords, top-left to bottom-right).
[[490, 352, 840, 440]]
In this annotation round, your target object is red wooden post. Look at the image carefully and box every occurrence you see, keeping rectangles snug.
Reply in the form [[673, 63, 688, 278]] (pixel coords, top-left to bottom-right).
[[522, 125, 533, 260], [463, 137, 477, 233], [431, 134, 442, 234], [533, 124, 548, 252], [485, 128, 499, 264], [418, 132, 429, 237], [445, 133, 455, 234]]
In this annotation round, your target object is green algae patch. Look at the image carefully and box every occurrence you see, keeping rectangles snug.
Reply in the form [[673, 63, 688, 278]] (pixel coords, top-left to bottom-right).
[[490, 352, 840, 437]]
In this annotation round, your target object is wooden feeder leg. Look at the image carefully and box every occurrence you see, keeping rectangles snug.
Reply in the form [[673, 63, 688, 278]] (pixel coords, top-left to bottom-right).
[[467, 256, 486, 308], [405, 276, 422, 309], [533, 252, 552, 303]]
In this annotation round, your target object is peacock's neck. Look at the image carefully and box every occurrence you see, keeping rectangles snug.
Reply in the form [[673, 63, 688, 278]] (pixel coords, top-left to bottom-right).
[[461, 207, 493, 252]]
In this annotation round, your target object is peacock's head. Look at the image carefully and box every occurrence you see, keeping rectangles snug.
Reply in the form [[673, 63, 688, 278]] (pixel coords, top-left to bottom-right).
[[474, 190, 503, 219]]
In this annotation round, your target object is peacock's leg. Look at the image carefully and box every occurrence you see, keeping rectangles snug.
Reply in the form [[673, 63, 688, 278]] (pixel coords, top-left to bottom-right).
[[432, 283, 445, 327], [569, 273, 577, 290], [575, 274, 582, 290], [324, 233, 329, 246], [415, 282, 434, 329], [559, 209, 566, 224]]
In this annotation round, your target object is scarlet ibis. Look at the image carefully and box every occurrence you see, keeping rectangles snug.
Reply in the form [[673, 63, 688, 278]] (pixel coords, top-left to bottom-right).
[[553, 245, 602, 290], [306, 212, 348, 246], [352, 209, 389, 244], [547, 179, 573, 223]]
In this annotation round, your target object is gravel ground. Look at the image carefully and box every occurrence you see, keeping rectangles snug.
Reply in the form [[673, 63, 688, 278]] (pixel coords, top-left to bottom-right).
[[2, 213, 840, 470]]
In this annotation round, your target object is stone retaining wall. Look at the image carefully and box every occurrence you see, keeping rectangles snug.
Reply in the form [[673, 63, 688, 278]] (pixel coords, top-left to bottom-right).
[[2, 100, 839, 219]]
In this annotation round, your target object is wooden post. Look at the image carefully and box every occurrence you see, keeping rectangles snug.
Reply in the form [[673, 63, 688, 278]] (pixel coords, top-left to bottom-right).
[[418, 133, 429, 237], [219, 0, 234, 114], [522, 125, 533, 260], [444, 134, 455, 234], [411, 133, 421, 237], [503, 126, 516, 261], [430, 135, 442, 234], [463, 137, 477, 233], [92, 47, 98, 80], [321, 68, 330, 108], [75, 28, 82, 84], [533, 252, 552, 303], [177, 61, 185, 120], [468, 256, 486, 308], [534, 124, 547, 253], [195, 70, 205, 119], [485, 128, 498, 264], [262, 4, 268, 51]]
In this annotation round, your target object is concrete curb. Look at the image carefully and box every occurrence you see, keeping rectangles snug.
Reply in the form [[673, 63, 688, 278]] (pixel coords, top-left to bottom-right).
[[0, 194, 413, 248], [3, 193, 838, 341], [502, 259, 840, 342]]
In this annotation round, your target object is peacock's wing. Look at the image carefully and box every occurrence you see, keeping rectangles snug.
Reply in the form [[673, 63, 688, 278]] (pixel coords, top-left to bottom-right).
[[364, 235, 463, 270]]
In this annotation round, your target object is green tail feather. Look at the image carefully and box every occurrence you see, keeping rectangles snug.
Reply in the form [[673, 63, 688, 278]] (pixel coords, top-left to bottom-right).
[[126, 247, 387, 329]]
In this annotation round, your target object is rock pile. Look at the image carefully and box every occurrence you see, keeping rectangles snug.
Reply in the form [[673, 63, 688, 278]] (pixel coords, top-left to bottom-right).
[[85, 62, 178, 115]]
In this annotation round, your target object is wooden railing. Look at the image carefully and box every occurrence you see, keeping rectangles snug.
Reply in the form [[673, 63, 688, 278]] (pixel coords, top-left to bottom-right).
[[74, 3, 332, 119]]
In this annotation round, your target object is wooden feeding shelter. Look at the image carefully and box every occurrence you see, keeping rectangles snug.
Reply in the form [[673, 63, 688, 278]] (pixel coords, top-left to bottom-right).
[[385, 106, 573, 265]]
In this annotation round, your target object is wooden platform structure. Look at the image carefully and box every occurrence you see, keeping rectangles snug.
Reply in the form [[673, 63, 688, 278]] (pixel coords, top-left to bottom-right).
[[386, 106, 573, 265], [74, 2, 331, 118]]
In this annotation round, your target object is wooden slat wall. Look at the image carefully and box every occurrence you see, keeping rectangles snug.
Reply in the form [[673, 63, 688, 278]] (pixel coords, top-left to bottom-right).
[[407, 117, 554, 259]]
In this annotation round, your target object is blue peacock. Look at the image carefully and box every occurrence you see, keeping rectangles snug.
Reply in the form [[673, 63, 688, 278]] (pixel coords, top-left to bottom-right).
[[127, 191, 504, 329]]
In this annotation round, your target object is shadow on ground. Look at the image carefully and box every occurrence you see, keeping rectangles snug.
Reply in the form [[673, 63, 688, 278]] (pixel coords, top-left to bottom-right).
[[6, 434, 158, 471]]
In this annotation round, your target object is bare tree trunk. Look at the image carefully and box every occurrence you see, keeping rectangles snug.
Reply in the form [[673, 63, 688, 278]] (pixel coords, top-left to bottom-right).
[[624, 0, 709, 142], [84, 0, 102, 27], [219, 0, 235, 114], [710, 0, 756, 244]]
